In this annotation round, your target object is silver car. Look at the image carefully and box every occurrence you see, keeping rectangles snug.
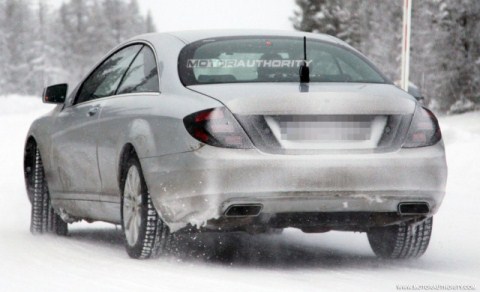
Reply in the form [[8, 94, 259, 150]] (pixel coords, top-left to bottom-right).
[[24, 30, 447, 259]]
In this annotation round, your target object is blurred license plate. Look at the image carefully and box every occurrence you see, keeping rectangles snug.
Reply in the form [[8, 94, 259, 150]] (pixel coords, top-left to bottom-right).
[[278, 116, 373, 141]]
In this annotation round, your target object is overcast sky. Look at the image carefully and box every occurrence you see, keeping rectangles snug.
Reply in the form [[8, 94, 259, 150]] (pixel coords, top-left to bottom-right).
[[43, 0, 296, 32], [136, 0, 296, 32]]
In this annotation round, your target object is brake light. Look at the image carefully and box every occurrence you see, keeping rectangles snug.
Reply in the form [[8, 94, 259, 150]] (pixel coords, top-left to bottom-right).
[[183, 107, 253, 149], [403, 106, 442, 148]]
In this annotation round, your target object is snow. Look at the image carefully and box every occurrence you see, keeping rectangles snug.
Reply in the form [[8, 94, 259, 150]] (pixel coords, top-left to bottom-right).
[[0, 95, 479, 291]]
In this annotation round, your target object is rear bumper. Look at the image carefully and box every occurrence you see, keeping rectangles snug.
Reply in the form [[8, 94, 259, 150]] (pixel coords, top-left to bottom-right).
[[141, 142, 447, 231]]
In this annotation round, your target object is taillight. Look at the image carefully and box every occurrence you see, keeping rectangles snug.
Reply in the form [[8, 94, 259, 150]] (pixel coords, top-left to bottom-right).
[[183, 107, 253, 149], [403, 106, 442, 148]]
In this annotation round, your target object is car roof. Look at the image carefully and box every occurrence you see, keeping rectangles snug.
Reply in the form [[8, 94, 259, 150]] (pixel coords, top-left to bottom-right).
[[135, 29, 349, 47]]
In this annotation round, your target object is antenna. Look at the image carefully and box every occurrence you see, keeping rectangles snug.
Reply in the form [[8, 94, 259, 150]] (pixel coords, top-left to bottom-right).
[[303, 36, 307, 61], [299, 36, 310, 83]]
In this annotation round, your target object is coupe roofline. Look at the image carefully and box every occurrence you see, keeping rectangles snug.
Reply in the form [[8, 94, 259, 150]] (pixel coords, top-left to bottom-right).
[[129, 29, 351, 47]]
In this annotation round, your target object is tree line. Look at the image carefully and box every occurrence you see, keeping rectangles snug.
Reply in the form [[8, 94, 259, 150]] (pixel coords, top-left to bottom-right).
[[0, 0, 155, 96], [2, 0, 478, 113], [292, 0, 480, 112]]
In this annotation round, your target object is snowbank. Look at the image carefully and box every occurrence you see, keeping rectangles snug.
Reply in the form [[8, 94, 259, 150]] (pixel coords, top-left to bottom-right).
[[0, 96, 478, 292]]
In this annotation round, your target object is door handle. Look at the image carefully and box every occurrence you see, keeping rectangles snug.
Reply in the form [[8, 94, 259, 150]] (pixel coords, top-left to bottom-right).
[[87, 106, 100, 117]]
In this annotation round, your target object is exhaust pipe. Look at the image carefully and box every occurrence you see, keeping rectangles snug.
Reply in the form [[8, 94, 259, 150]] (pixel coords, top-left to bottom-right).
[[398, 202, 430, 215], [225, 204, 263, 217]]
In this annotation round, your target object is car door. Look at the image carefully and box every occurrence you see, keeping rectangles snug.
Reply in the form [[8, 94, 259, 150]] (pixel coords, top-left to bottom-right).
[[96, 45, 160, 204], [50, 44, 143, 205]]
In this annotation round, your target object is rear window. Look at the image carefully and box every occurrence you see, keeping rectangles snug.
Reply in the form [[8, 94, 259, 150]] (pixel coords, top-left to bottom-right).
[[178, 36, 387, 86]]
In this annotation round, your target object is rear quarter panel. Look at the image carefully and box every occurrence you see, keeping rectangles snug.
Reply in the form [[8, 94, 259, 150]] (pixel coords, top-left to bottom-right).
[[96, 89, 221, 199]]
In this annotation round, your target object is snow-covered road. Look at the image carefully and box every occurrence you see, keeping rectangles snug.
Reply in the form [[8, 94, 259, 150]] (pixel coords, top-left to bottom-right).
[[0, 96, 479, 291]]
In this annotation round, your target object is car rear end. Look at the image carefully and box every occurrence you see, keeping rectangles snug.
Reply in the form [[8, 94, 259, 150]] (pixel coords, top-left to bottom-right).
[[142, 33, 447, 233], [142, 85, 446, 233]]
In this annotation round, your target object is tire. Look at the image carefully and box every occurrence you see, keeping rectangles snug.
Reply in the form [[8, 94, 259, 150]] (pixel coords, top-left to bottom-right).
[[367, 217, 433, 259], [121, 156, 170, 259], [30, 148, 68, 236]]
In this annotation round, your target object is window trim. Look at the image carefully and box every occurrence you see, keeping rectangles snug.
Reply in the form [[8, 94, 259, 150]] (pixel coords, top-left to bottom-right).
[[113, 45, 144, 96], [70, 41, 160, 107], [115, 45, 160, 96], [177, 36, 392, 86]]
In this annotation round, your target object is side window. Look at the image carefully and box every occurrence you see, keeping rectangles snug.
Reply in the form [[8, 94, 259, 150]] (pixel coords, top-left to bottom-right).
[[117, 46, 159, 94], [75, 45, 142, 104]]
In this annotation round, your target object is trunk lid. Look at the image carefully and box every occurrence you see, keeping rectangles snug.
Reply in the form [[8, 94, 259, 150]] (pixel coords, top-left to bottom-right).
[[187, 83, 416, 153]]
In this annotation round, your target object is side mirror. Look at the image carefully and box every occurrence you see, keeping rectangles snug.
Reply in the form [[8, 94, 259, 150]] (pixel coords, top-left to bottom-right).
[[43, 83, 68, 104]]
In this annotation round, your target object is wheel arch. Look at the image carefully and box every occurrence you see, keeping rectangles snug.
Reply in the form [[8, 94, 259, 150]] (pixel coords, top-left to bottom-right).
[[117, 143, 138, 194], [23, 133, 51, 203], [24, 136, 38, 203], [115, 117, 159, 193]]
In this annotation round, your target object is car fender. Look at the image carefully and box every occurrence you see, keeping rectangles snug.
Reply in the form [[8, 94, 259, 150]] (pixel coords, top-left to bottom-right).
[[124, 118, 157, 159], [24, 109, 58, 201]]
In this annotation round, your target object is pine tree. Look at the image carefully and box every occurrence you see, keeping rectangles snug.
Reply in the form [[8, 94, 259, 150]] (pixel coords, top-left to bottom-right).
[[2, 0, 38, 94], [292, 0, 480, 112], [419, 0, 480, 110], [145, 10, 156, 33], [292, 0, 324, 32], [292, 0, 361, 48], [0, 0, 157, 95], [362, 1, 402, 81], [0, 0, 8, 93]]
